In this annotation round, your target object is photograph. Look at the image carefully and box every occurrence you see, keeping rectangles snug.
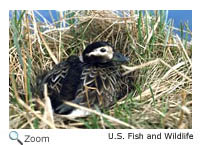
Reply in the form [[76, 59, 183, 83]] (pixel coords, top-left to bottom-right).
[[9, 10, 192, 129]]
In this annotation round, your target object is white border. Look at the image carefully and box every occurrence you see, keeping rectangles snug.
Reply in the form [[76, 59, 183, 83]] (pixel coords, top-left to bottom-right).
[[1, 0, 199, 145], [3, 0, 197, 10]]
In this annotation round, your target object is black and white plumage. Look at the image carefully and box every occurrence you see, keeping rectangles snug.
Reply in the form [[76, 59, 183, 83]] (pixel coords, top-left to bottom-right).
[[38, 42, 129, 118]]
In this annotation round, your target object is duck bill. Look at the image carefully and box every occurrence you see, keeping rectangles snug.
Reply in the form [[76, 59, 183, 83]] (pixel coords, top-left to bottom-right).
[[112, 52, 129, 63]]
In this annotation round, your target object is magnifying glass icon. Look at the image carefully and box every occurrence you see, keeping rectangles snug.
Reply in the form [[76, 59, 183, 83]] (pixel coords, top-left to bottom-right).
[[9, 131, 23, 145]]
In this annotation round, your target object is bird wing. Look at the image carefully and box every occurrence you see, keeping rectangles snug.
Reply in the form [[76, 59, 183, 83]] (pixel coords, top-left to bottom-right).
[[54, 65, 127, 115], [74, 66, 124, 108], [40, 59, 71, 95], [38, 55, 84, 113]]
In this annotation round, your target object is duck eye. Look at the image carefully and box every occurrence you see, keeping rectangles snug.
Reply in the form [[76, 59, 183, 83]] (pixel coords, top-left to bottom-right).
[[100, 48, 106, 52]]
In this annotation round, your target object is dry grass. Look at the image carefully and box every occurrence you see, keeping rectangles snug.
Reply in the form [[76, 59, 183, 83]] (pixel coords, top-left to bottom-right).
[[9, 10, 192, 129]]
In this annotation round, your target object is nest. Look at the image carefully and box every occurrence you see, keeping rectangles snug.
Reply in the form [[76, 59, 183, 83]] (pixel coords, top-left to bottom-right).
[[9, 10, 192, 129]]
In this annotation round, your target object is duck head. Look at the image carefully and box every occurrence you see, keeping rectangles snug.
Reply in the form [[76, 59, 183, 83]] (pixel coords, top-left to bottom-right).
[[82, 42, 129, 65]]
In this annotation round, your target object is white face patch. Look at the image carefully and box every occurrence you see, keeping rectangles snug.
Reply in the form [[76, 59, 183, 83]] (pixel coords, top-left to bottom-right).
[[86, 46, 114, 60]]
